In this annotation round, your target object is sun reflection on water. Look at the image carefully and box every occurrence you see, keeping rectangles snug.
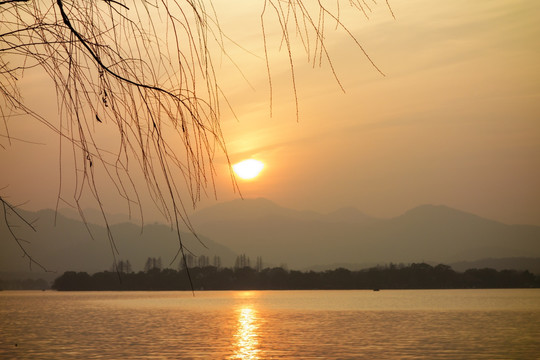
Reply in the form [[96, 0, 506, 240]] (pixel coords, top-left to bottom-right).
[[231, 307, 260, 360]]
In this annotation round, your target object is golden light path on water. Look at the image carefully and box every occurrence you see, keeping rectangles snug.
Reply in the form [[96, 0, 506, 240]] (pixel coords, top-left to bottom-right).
[[233, 308, 260, 359], [230, 292, 261, 359]]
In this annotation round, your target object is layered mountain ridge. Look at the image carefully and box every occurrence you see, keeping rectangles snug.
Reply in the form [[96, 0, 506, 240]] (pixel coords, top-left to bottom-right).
[[1, 198, 539, 275]]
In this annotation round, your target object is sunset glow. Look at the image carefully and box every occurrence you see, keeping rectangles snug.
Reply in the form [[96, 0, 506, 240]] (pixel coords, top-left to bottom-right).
[[2, 1, 540, 359], [2, 0, 539, 226], [232, 159, 265, 180]]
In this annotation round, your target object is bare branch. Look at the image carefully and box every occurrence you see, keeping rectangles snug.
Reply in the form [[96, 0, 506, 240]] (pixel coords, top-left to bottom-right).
[[0, 0, 392, 279], [0, 196, 51, 272]]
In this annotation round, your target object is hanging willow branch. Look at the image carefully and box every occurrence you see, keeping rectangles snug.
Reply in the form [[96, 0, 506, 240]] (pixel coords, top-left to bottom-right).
[[0, 0, 392, 275]]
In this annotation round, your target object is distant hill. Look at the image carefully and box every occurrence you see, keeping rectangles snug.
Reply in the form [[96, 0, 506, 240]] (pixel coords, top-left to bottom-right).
[[192, 198, 328, 223], [2, 199, 539, 275], [191, 199, 540, 270], [57, 207, 139, 226], [325, 206, 375, 224], [0, 208, 237, 274]]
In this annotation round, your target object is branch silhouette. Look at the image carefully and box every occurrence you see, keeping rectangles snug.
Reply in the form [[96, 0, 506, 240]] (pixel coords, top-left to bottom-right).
[[1, 0, 391, 279]]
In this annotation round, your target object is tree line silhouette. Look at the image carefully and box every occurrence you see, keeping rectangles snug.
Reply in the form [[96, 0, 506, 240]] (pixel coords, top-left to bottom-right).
[[51, 262, 539, 291]]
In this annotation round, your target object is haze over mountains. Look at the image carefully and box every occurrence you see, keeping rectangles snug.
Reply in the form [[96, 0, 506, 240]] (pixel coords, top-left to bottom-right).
[[1, 198, 539, 277], [190, 198, 540, 269], [0, 208, 236, 276]]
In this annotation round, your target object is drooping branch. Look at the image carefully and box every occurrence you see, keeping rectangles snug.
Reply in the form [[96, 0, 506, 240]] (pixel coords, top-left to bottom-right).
[[0, 195, 50, 272], [0, 0, 392, 275]]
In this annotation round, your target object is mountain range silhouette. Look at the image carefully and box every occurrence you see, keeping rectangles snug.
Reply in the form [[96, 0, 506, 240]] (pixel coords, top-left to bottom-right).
[[1, 198, 539, 275]]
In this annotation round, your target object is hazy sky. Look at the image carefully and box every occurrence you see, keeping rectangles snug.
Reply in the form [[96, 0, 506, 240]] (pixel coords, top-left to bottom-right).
[[1, 0, 539, 225]]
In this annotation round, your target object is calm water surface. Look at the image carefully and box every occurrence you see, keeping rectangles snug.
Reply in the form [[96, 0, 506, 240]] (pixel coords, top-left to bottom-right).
[[1, 289, 539, 359]]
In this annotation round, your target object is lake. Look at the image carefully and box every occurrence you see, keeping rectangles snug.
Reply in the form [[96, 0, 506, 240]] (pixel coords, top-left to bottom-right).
[[1, 289, 539, 359]]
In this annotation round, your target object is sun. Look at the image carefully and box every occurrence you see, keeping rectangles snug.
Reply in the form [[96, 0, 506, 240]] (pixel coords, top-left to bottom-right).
[[232, 159, 265, 180]]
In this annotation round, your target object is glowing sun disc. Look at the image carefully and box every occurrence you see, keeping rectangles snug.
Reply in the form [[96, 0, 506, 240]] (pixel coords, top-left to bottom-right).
[[233, 159, 264, 180]]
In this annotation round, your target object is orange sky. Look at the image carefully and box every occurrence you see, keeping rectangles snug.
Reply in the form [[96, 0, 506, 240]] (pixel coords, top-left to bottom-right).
[[1, 0, 539, 225]]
